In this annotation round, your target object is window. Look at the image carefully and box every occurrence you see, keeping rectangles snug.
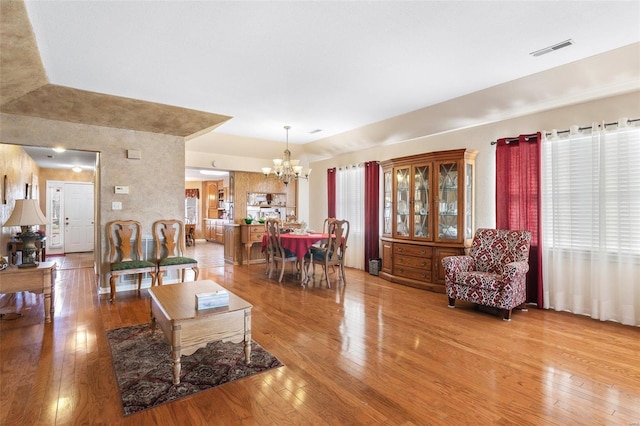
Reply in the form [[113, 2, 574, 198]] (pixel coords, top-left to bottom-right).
[[542, 120, 639, 325], [542, 123, 640, 256], [336, 164, 364, 269]]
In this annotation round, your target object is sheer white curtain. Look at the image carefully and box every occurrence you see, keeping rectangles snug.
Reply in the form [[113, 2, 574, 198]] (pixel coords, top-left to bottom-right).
[[336, 164, 364, 270], [542, 119, 640, 326]]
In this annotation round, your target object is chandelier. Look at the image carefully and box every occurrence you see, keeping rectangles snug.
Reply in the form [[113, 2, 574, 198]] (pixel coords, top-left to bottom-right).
[[262, 126, 311, 185]]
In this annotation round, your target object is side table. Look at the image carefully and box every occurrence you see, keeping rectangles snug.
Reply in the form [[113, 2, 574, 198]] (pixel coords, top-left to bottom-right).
[[0, 261, 56, 323]]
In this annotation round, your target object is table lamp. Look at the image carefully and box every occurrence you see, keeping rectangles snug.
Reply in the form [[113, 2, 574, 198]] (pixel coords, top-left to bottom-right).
[[3, 199, 48, 268]]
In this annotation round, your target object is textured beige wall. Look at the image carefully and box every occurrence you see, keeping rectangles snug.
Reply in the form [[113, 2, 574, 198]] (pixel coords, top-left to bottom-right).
[[0, 144, 40, 254], [0, 113, 184, 290]]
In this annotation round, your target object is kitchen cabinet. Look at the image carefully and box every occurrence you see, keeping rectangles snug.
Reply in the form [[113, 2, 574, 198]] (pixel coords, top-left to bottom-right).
[[204, 219, 214, 241], [205, 180, 227, 219], [204, 219, 226, 244], [205, 181, 218, 219], [223, 224, 241, 265], [380, 149, 477, 292]]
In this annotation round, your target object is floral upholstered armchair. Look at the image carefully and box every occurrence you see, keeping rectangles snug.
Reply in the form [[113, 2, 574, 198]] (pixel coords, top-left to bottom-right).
[[441, 228, 531, 321]]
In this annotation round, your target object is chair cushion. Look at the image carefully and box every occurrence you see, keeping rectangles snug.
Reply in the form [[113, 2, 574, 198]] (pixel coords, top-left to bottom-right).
[[158, 257, 197, 266], [111, 260, 155, 271], [274, 247, 297, 259], [306, 248, 340, 262], [457, 271, 504, 291]]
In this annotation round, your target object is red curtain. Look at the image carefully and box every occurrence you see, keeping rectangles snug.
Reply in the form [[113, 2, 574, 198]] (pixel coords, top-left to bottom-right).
[[185, 188, 199, 198], [364, 161, 380, 272], [496, 133, 543, 308], [327, 168, 336, 218]]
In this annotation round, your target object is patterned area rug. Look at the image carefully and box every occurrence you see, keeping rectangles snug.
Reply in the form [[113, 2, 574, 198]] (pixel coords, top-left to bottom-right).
[[106, 323, 283, 416]]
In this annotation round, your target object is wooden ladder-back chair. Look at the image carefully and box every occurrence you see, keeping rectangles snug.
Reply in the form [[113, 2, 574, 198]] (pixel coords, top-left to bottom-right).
[[265, 218, 298, 282], [263, 218, 278, 275], [304, 219, 349, 288], [185, 224, 196, 247], [153, 219, 200, 285], [310, 217, 336, 252], [106, 220, 157, 302]]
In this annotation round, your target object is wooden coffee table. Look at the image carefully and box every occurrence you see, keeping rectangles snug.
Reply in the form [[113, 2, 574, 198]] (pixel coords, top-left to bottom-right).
[[148, 280, 252, 384]]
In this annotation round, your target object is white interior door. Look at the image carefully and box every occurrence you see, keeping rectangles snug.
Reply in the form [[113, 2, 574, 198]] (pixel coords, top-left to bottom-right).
[[64, 182, 94, 253]]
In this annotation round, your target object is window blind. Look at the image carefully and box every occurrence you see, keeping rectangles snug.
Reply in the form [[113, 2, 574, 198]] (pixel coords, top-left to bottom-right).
[[542, 123, 640, 256]]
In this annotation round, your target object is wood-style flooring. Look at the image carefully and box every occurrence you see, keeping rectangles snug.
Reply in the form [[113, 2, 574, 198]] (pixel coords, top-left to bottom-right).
[[1, 242, 639, 425]]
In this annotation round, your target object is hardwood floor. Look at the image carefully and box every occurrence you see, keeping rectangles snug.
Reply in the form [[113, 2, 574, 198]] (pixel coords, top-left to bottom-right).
[[1, 243, 639, 425]]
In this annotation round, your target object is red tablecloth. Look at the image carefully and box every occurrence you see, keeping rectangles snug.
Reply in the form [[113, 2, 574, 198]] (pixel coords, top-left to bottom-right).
[[261, 233, 327, 260]]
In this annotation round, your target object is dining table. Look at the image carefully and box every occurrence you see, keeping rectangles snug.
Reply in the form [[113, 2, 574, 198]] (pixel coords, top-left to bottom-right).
[[261, 232, 327, 260], [261, 232, 328, 282]]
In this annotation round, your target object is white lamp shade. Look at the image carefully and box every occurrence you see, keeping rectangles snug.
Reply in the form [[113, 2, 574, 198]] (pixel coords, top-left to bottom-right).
[[3, 199, 48, 227]]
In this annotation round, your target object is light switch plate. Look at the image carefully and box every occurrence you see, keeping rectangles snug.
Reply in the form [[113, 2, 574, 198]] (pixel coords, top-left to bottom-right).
[[112, 201, 122, 210]]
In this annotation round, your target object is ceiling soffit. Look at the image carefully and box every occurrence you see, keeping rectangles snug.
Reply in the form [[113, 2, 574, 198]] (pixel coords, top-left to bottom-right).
[[1, 84, 231, 137], [0, 0, 230, 138], [0, 0, 48, 104]]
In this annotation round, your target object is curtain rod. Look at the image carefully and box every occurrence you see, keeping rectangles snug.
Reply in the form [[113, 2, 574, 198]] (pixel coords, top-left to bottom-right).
[[489, 117, 640, 145]]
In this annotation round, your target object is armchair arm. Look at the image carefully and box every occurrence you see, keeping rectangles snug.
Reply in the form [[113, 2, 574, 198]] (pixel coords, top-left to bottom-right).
[[502, 261, 530, 282], [441, 255, 475, 282]]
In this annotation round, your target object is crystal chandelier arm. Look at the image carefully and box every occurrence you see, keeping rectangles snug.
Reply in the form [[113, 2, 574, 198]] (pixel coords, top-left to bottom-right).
[[261, 125, 312, 184]]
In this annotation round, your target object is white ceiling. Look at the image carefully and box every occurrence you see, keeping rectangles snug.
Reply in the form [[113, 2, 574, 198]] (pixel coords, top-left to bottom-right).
[[20, 145, 97, 171], [23, 0, 640, 148]]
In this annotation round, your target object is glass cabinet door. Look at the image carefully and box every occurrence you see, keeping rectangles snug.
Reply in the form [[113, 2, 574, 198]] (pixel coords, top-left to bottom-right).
[[395, 166, 410, 237], [437, 161, 459, 241], [413, 164, 431, 240], [383, 170, 392, 235]]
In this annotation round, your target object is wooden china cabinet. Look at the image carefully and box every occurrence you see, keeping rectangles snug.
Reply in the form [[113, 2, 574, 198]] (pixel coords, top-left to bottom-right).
[[380, 149, 477, 293]]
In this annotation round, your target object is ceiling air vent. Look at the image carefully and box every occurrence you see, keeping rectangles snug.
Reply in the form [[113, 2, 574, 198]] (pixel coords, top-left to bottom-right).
[[309, 129, 322, 134], [530, 39, 574, 57]]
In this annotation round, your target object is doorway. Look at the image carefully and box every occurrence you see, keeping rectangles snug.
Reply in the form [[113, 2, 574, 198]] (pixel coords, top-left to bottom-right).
[[46, 181, 95, 254]]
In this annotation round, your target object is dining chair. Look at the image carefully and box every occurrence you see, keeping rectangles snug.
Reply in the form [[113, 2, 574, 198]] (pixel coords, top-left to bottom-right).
[[185, 224, 196, 247], [152, 219, 199, 285], [310, 217, 335, 251], [106, 220, 157, 302], [304, 219, 349, 288], [265, 218, 298, 282], [263, 218, 279, 275]]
